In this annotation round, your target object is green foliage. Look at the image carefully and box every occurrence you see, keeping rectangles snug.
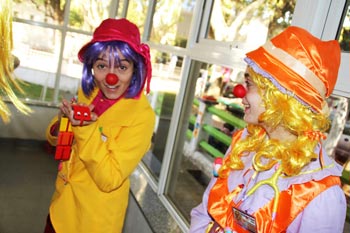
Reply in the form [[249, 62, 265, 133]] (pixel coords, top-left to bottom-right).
[[339, 28, 350, 52], [267, 0, 295, 38], [207, 0, 295, 42], [11, 80, 63, 102], [34, 0, 45, 5], [69, 9, 83, 27]]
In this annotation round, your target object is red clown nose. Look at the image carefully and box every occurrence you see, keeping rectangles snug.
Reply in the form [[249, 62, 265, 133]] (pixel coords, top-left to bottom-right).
[[233, 84, 246, 98], [106, 73, 119, 85]]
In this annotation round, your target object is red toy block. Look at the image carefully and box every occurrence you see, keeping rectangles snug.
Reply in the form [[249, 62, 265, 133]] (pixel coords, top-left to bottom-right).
[[55, 145, 72, 160], [55, 117, 74, 161], [72, 105, 91, 121], [57, 131, 74, 145]]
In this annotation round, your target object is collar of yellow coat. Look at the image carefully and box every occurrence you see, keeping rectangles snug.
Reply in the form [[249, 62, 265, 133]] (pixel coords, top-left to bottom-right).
[[76, 88, 150, 123]]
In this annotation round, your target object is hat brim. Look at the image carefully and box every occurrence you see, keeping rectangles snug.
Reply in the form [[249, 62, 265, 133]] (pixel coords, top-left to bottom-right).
[[245, 46, 323, 113], [78, 38, 142, 62]]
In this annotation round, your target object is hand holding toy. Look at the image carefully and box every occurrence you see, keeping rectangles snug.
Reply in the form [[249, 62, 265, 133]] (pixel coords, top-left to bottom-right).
[[72, 105, 91, 126]]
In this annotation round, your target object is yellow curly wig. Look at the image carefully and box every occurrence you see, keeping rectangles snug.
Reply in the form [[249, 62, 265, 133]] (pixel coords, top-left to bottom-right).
[[219, 67, 330, 177], [0, 0, 31, 123]]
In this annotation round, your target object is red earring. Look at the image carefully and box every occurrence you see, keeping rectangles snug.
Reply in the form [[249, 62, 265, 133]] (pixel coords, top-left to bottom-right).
[[233, 84, 246, 98], [106, 73, 119, 85]]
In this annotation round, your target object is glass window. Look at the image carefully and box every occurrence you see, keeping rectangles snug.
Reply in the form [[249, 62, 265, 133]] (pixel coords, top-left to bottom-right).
[[12, 0, 117, 102], [164, 60, 246, 221], [59, 32, 92, 98], [149, 0, 195, 47], [338, 0, 350, 52], [142, 49, 184, 180], [205, 0, 296, 48], [12, 22, 62, 102], [327, 96, 350, 161]]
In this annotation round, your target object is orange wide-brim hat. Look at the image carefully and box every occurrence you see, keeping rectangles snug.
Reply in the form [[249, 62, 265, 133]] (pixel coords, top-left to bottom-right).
[[244, 26, 341, 113]]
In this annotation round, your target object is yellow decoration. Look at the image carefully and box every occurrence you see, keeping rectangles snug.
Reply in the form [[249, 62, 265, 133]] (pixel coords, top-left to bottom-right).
[[59, 117, 72, 132], [245, 166, 283, 220]]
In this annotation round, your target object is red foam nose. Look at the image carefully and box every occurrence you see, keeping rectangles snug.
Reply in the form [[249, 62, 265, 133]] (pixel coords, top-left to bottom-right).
[[233, 84, 246, 98], [106, 73, 119, 85]]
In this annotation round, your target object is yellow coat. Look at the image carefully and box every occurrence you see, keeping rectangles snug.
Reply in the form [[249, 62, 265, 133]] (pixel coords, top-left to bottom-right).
[[46, 90, 155, 233]]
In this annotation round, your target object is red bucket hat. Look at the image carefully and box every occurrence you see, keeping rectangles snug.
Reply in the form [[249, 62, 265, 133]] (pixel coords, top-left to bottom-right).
[[78, 18, 152, 94], [244, 26, 341, 114]]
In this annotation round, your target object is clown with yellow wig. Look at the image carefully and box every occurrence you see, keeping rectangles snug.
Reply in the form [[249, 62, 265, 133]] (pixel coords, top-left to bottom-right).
[[190, 26, 346, 233], [45, 18, 155, 232]]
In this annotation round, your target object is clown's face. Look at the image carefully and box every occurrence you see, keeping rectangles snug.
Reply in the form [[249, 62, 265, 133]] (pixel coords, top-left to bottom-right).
[[92, 49, 134, 100], [241, 76, 265, 125]]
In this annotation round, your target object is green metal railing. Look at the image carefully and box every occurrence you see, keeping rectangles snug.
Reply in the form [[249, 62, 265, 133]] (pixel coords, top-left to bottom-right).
[[154, 92, 246, 158], [187, 98, 246, 158]]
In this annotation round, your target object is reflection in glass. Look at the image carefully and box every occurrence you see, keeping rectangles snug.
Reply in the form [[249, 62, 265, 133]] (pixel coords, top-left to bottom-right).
[[165, 60, 247, 221], [323, 94, 350, 165], [142, 50, 183, 180], [149, 0, 195, 47], [13, 0, 66, 25], [206, 0, 295, 47], [12, 22, 61, 101], [338, 1, 350, 52]]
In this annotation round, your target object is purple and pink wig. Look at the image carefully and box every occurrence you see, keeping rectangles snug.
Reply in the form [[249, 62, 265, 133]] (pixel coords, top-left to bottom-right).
[[81, 41, 146, 98]]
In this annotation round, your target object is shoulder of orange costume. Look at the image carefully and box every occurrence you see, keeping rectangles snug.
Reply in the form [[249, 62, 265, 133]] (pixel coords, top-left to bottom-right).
[[232, 128, 246, 141]]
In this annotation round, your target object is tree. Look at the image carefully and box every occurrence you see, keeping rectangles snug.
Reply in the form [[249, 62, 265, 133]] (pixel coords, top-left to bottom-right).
[[208, 0, 295, 42], [14, 0, 66, 23], [14, 0, 107, 30], [339, 5, 350, 52]]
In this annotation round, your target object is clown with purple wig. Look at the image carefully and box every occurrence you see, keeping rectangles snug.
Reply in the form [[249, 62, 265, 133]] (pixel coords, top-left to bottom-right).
[[45, 18, 155, 232]]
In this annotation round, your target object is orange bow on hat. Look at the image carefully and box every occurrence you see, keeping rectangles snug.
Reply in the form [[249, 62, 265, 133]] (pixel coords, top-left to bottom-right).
[[245, 26, 341, 114]]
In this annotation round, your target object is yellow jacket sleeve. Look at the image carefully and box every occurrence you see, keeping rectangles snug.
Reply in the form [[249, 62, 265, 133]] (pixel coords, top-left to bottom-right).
[[46, 115, 59, 146]]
